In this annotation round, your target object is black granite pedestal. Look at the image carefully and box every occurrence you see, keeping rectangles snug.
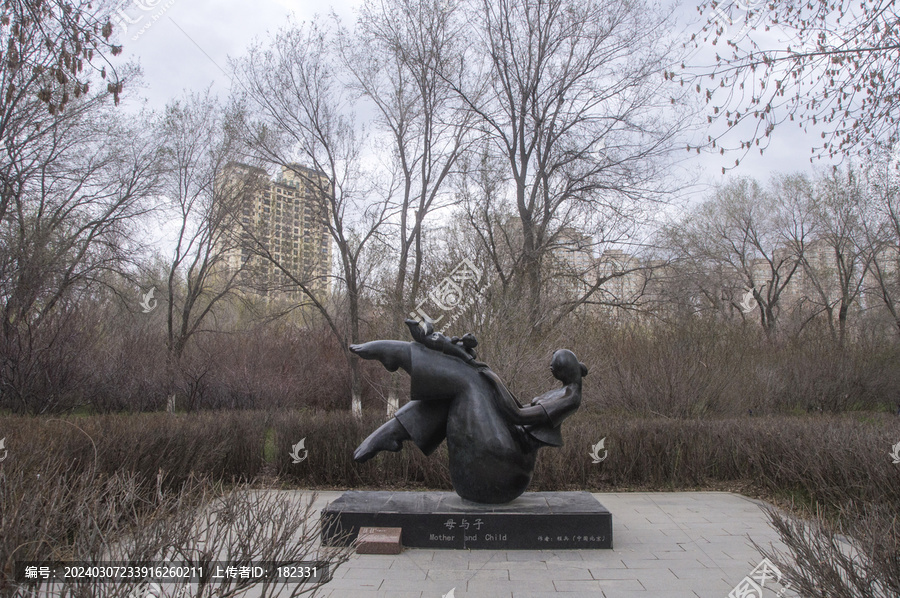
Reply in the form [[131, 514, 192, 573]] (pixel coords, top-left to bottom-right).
[[321, 491, 612, 550]]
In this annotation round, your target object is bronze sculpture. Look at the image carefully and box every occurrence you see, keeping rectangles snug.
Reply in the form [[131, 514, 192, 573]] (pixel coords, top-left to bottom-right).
[[350, 320, 587, 504]]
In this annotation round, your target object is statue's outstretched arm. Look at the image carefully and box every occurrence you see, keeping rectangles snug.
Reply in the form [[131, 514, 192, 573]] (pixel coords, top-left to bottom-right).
[[480, 369, 551, 426], [499, 402, 551, 425]]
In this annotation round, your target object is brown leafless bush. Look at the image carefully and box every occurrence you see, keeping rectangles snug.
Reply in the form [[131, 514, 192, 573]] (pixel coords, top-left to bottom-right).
[[85, 313, 366, 413], [542, 318, 900, 417], [88, 317, 169, 413], [153, 489, 351, 598], [754, 504, 900, 598], [3, 411, 897, 510], [207, 324, 352, 411], [1, 451, 351, 598], [0, 414, 267, 496], [579, 319, 750, 417], [2, 408, 897, 596], [0, 306, 104, 414], [22, 281, 900, 419]]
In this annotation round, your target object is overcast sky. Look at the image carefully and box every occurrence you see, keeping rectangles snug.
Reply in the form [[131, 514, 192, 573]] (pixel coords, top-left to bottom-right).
[[112, 0, 842, 200]]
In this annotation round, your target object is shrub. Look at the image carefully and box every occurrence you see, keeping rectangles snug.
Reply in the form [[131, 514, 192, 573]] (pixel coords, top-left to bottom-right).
[[1, 460, 351, 597], [756, 504, 900, 598]]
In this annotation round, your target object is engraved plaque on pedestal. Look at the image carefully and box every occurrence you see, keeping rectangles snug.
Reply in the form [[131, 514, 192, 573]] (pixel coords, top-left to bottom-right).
[[321, 491, 612, 550]]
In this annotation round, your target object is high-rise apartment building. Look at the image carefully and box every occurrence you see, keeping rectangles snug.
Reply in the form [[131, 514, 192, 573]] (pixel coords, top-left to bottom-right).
[[553, 227, 595, 274], [220, 162, 331, 303]]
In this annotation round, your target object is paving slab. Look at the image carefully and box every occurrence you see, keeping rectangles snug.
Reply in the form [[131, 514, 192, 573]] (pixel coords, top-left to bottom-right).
[[308, 491, 801, 598], [135, 490, 795, 598]]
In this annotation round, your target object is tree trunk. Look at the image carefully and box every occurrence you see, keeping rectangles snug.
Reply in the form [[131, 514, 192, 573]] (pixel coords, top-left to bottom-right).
[[390, 235, 410, 417], [386, 374, 400, 416], [838, 301, 849, 348], [165, 348, 180, 414], [351, 362, 363, 418]]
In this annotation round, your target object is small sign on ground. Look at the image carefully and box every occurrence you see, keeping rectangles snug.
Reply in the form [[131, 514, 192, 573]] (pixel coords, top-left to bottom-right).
[[357, 527, 402, 554]]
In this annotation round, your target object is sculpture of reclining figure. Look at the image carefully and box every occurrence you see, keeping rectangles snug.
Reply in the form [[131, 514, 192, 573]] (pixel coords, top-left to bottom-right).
[[350, 321, 587, 504]]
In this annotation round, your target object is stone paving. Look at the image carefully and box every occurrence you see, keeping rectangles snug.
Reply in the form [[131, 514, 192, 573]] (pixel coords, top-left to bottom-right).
[[313, 491, 801, 598]]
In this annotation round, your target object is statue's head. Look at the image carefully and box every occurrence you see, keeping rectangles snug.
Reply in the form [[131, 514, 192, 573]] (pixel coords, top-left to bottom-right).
[[426, 331, 448, 346], [458, 333, 478, 349], [550, 349, 587, 384]]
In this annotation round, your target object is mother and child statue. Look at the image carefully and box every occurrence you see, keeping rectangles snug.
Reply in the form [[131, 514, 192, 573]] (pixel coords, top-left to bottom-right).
[[350, 320, 587, 504]]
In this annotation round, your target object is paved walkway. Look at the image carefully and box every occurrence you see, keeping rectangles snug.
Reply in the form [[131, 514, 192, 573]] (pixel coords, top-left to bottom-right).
[[313, 491, 800, 598]]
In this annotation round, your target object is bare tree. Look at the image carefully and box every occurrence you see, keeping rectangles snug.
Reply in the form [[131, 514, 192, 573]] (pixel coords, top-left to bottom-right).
[[861, 154, 900, 336], [444, 0, 689, 332], [233, 20, 392, 417], [346, 0, 471, 313], [1, 0, 128, 228], [800, 168, 872, 345], [0, 0, 147, 414], [154, 91, 258, 412], [0, 95, 159, 412], [682, 0, 900, 162], [668, 177, 812, 337], [341, 0, 474, 413], [654, 220, 733, 319], [0, 0, 124, 111]]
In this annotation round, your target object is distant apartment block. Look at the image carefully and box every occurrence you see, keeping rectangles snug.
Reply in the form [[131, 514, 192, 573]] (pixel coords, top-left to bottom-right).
[[494, 218, 596, 275], [553, 227, 595, 274], [597, 249, 643, 301], [492, 217, 658, 312], [489, 214, 891, 321], [220, 162, 331, 303]]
